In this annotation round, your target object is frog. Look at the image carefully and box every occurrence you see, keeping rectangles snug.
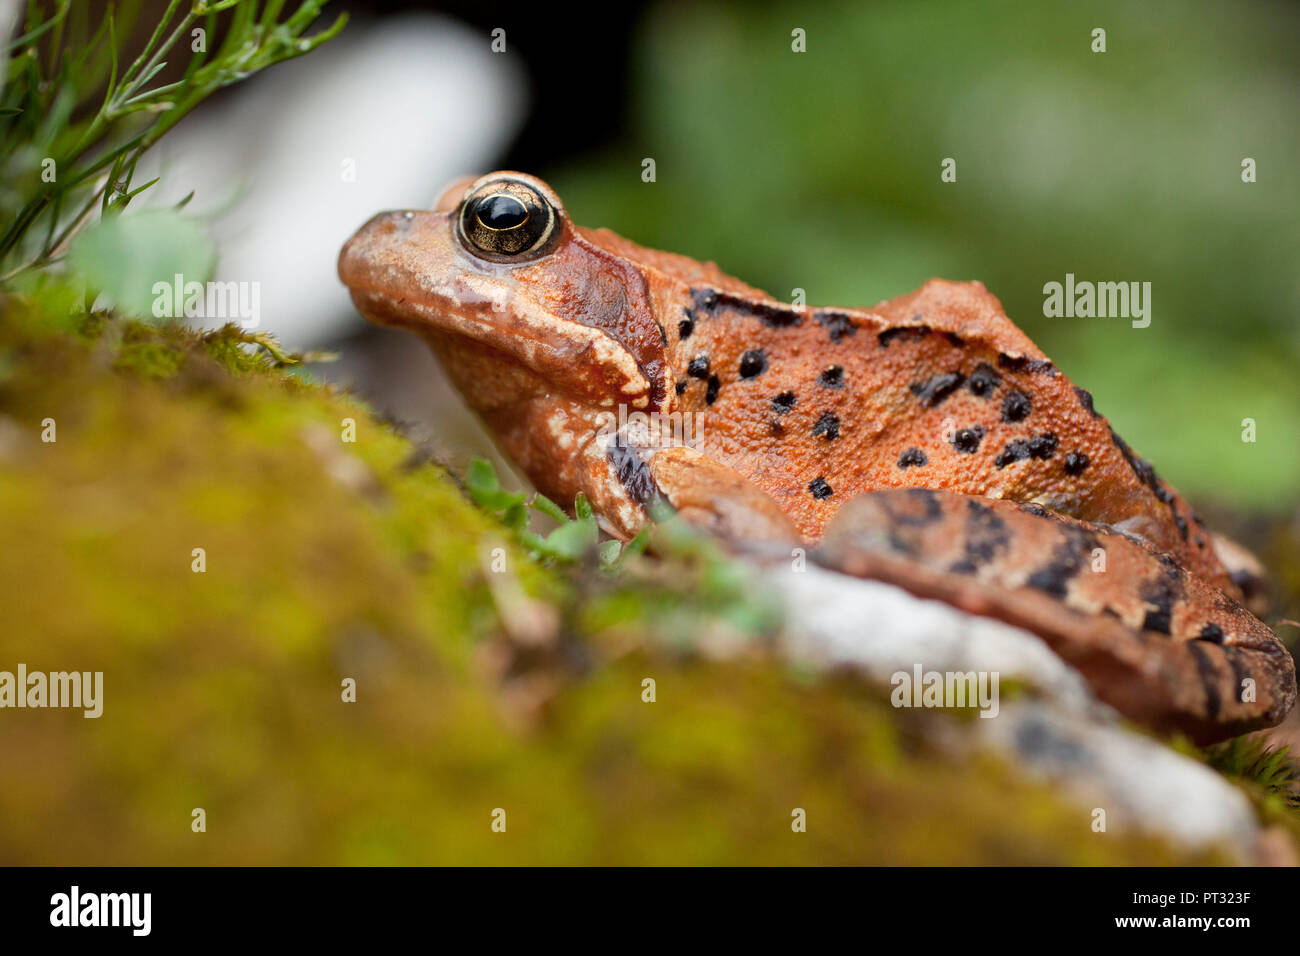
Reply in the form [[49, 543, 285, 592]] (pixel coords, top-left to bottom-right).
[[339, 171, 1295, 743]]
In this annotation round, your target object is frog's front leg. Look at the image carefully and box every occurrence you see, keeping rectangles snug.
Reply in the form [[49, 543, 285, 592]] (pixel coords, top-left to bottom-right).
[[640, 445, 801, 545], [566, 404, 800, 544]]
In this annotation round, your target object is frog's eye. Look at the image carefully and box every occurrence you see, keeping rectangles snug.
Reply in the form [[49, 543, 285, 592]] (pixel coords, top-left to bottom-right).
[[457, 179, 558, 261]]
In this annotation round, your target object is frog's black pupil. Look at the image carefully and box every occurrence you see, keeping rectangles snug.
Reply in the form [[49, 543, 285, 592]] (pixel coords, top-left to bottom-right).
[[458, 180, 557, 260], [477, 194, 528, 230]]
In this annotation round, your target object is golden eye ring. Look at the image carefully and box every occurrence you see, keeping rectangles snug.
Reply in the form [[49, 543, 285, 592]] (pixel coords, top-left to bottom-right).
[[457, 178, 558, 261]]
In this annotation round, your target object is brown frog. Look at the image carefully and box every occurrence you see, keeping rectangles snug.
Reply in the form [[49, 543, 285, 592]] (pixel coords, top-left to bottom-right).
[[339, 171, 1295, 743]]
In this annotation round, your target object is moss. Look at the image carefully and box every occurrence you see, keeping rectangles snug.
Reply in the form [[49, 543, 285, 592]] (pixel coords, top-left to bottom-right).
[[0, 304, 1232, 863], [1203, 735, 1300, 840]]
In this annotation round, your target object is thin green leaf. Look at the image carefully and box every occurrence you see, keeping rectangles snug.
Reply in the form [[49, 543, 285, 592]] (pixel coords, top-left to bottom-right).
[[529, 494, 568, 523], [4, 4, 68, 56]]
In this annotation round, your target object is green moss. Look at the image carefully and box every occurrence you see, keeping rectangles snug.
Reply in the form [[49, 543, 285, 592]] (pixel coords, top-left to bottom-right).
[[0, 304, 1233, 863], [1204, 736, 1300, 837]]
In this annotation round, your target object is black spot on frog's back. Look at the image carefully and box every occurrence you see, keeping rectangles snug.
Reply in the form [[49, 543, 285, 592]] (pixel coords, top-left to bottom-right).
[[1001, 390, 1032, 423], [690, 288, 718, 313], [897, 447, 928, 469], [966, 362, 1001, 397], [1110, 428, 1189, 538], [1028, 432, 1058, 459], [910, 371, 965, 407], [772, 391, 797, 413], [878, 325, 930, 348], [678, 309, 696, 340], [995, 433, 1057, 468], [738, 349, 768, 378], [999, 353, 1057, 376], [812, 411, 840, 440], [694, 287, 803, 329], [951, 425, 985, 454], [817, 366, 844, 389], [815, 310, 857, 342]]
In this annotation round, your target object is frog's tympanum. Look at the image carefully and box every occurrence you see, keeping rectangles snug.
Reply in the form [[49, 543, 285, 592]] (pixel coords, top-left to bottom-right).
[[340, 172, 1295, 743]]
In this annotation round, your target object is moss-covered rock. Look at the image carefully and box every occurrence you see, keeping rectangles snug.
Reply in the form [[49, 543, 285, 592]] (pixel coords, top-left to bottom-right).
[[0, 302, 1229, 863]]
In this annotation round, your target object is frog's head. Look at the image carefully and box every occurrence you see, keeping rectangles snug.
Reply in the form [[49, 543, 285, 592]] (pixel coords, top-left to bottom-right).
[[338, 171, 670, 412]]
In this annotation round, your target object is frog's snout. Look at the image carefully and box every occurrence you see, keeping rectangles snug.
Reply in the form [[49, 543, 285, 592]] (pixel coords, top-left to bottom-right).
[[338, 208, 452, 334], [339, 210, 413, 277], [337, 209, 435, 296]]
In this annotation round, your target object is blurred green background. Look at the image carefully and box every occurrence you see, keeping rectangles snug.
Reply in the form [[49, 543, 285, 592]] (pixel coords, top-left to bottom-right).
[[530, 0, 1299, 509]]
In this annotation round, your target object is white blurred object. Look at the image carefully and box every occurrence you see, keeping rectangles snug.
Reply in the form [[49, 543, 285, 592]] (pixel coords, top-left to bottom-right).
[[768, 564, 1260, 857], [138, 13, 526, 346], [0, 1, 17, 63], [0, 0, 18, 105]]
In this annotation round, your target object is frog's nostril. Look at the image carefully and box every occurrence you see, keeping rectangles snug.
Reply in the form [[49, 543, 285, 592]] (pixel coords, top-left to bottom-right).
[[355, 210, 410, 238], [383, 210, 416, 231]]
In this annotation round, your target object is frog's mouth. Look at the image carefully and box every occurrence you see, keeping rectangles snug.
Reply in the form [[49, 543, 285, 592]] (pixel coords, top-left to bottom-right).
[[339, 209, 662, 412]]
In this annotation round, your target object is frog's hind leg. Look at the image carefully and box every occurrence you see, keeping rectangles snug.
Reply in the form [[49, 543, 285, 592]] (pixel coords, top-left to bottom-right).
[[811, 488, 1295, 744]]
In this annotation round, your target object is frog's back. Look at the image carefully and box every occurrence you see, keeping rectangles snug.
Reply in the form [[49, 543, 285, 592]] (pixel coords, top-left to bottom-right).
[[658, 274, 1224, 590]]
